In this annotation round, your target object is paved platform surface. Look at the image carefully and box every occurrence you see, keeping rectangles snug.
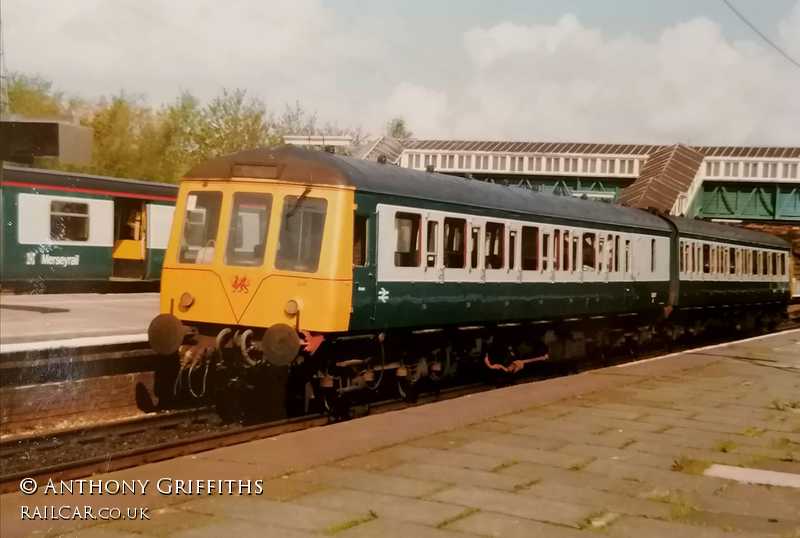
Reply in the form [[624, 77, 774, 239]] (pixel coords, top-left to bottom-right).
[[0, 293, 157, 348], [1, 330, 798, 537]]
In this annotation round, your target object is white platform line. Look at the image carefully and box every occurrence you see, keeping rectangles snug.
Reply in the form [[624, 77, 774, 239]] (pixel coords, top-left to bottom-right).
[[704, 464, 800, 488], [615, 328, 800, 368], [0, 333, 148, 354]]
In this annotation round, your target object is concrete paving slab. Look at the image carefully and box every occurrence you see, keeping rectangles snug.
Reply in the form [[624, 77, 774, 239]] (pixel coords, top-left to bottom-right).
[[0, 293, 157, 347], [704, 463, 800, 487], [447, 510, 592, 537], [294, 488, 465, 526], [430, 485, 595, 527]]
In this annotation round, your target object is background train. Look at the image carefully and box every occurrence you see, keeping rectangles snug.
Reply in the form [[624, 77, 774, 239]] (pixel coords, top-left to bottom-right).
[[147, 146, 792, 418], [0, 165, 177, 291]]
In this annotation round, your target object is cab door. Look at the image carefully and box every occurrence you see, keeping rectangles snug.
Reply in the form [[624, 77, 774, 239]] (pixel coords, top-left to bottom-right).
[[350, 204, 377, 331]]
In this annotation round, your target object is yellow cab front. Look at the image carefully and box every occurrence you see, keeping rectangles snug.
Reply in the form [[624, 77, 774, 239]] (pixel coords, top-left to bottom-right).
[[159, 177, 354, 336]]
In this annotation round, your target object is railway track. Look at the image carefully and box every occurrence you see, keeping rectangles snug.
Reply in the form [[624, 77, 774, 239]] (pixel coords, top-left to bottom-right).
[[2, 322, 797, 495]]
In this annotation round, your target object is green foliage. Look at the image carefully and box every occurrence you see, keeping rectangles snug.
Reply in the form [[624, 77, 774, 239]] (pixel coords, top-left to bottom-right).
[[6, 73, 372, 183], [7, 73, 65, 118]]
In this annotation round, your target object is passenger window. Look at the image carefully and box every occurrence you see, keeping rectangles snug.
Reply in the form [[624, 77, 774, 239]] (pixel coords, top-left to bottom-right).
[[572, 236, 579, 272], [597, 236, 605, 272], [521, 226, 539, 270], [509, 231, 517, 270], [426, 220, 439, 268], [353, 214, 368, 266], [180, 191, 223, 264], [607, 234, 615, 273], [275, 196, 327, 272], [624, 239, 631, 273], [612, 236, 620, 272], [780, 253, 786, 275], [553, 230, 561, 271], [729, 248, 736, 275], [444, 217, 466, 268], [470, 226, 480, 269], [583, 233, 596, 271], [651, 239, 657, 273], [394, 212, 421, 267], [50, 200, 89, 241], [542, 233, 551, 271], [563, 231, 571, 272], [484, 222, 505, 269], [225, 193, 272, 267], [702, 244, 710, 274], [772, 253, 778, 276]]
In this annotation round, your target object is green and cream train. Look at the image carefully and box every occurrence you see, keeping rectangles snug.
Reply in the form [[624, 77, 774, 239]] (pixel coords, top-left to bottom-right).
[[0, 165, 177, 290], [147, 146, 792, 416]]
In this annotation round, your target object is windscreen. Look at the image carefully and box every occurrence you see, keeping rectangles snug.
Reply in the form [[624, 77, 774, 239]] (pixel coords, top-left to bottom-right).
[[179, 191, 222, 264], [275, 195, 327, 272]]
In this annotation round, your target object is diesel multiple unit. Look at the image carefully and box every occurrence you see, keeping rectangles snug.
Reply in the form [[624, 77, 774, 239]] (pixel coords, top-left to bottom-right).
[[147, 146, 792, 417]]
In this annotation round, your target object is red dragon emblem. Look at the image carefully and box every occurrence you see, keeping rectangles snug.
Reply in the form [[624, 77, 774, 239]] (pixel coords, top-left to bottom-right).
[[231, 275, 250, 294]]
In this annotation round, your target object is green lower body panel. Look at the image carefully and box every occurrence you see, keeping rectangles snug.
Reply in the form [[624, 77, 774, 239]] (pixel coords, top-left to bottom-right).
[[352, 281, 669, 331], [2, 244, 112, 281], [677, 280, 789, 308]]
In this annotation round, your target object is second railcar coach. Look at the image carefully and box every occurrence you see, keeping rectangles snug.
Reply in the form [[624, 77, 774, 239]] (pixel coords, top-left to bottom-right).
[[0, 165, 177, 290]]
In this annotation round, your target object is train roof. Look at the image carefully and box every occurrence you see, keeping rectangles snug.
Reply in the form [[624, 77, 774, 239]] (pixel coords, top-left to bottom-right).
[[666, 216, 789, 249], [2, 164, 177, 200], [186, 146, 672, 233]]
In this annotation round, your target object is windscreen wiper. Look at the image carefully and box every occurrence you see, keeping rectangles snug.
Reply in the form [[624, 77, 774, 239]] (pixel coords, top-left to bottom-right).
[[286, 186, 312, 220]]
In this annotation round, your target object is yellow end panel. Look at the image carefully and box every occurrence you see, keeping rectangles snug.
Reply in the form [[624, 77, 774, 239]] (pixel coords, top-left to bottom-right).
[[160, 178, 355, 332], [159, 268, 237, 324], [239, 276, 352, 331]]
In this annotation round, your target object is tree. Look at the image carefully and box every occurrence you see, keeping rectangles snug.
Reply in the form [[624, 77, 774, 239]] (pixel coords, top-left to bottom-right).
[[88, 93, 150, 178], [7, 73, 64, 117], [138, 92, 203, 182], [194, 89, 270, 160], [272, 100, 318, 142], [6, 72, 368, 182], [386, 117, 412, 139]]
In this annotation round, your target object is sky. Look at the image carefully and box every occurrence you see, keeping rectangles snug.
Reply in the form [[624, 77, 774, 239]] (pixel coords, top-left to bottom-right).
[[4, 0, 800, 145]]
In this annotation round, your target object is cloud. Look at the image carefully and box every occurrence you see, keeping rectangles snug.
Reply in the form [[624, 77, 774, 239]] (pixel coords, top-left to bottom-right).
[[382, 7, 800, 144], [373, 82, 449, 137], [5, 0, 385, 119], [6, 0, 800, 144]]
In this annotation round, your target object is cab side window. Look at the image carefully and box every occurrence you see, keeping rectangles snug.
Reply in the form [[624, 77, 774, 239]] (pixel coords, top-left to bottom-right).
[[353, 214, 368, 266]]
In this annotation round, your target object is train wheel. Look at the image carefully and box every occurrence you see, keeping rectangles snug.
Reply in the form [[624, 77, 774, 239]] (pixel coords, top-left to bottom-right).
[[397, 379, 419, 403]]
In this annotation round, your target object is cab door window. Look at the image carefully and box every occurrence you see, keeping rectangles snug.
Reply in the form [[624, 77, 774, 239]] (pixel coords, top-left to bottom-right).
[[275, 195, 327, 272], [179, 191, 223, 264], [225, 193, 272, 266]]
